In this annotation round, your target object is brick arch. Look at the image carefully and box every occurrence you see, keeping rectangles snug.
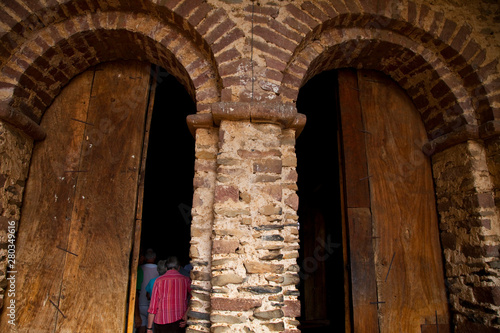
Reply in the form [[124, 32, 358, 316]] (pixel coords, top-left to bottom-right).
[[0, 0, 249, 139], [0, 0, 217, 70], [279, 8, 498, 152], [0, 11, 220, 138]]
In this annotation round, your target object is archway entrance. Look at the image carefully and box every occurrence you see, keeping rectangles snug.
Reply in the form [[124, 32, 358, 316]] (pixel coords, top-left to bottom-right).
[[296, 70, 345, 332], [0, 60, 194, 332], [140, 66, 195, 266], [296, 69, 450, 332]]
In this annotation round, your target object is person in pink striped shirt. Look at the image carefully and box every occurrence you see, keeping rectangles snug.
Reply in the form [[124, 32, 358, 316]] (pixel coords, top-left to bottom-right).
[[147, 256, 191, 333]]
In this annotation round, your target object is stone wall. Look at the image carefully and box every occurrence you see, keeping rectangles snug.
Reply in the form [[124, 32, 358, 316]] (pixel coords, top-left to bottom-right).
[[0, 0, 498, 332], [432, 141, 500, 331]]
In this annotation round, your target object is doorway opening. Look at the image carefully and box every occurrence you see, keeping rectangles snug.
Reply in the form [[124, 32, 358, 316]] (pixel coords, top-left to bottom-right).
[[130, 65, 196, 331], [296, 70, 347, 332], [140, 66, 196, 266]]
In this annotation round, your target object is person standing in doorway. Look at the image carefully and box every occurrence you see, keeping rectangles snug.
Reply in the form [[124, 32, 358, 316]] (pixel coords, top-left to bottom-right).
[[147, 256, 191, 333], [146, 260, 167, 300], [138, 249, 159, 333]]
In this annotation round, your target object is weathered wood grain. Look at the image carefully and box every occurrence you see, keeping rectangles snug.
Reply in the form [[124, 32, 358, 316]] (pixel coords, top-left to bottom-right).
[[346, 207, 381, 332], [55, 61, 151, 332], [338, 69, 380, 332], [338, 69, 371, 209], [358, 69, 450, 333], [6, 61, 152, 332], [3, 69, 95, 332]]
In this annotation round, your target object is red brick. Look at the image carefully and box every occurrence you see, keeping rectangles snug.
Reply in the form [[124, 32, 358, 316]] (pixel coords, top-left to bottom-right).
[[301, 2, 329, 22], [253, 160, 282, 174], [329, 0, 349, 15], [212, 240, 239, 254], [175, 0, 202, 17], [316, 1, 338, 19], [205, 18, 236, 44], [5, 1, 30, 19], [428, 10, 445, 37], [215, 48, 241, 65], [439, 18, 457, 43], [285, 193, 299, 211], [267, 18, 302, 43], [187, 2, 212, 27], [219, 58, 251, 77], [220, 88, 232, 102], [251, 40, 290, 63], [191, 69, 213, 88], [418, 4, 431, 28], [471, 49, 487, 70], [244, 4, 280, 18], [451, 23, 472, 51], [222, 75, 250, 88], [358, 0, 376, 14], [262, 184, 283, 202], [283, 300, 300, 317], [263, 68, 284, 83], [431, 80, 450, 99], [215, 185, 239, 203], [264, 56, 287, 72], [211, 298, 262, 311], [196, 8, 225, 35], [283, 16, 310, 34], [253, 25, 296, 52], [237, 149, 281, 159], [212, 28, 245, 55], [344, 0, 362, 13]]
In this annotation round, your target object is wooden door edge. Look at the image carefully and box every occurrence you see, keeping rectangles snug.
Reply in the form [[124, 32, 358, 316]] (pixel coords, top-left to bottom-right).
[[126, 64, 158, 333]]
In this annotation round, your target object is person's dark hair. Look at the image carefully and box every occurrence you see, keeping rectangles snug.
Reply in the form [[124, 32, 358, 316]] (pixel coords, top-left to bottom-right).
[[165, 256, 180, 270], [157, 260, 167, 275], [145, 249, 156, 261]]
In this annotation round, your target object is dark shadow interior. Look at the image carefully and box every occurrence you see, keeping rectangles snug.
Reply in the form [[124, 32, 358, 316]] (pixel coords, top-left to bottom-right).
[[140, 66, 195, 266], [296, 70, 346, 332]]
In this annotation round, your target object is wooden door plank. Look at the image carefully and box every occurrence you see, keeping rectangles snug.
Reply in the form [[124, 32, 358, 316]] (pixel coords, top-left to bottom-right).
[[338, 69, 370, 209], [347, 207, 380, 332], [1, 69, 95, 331], [338, 132, 351, 333], [358, 70, 450, 332], [338, 69, 379, 332], [55, 61, 151, 332], [127, 65, 157, 333]]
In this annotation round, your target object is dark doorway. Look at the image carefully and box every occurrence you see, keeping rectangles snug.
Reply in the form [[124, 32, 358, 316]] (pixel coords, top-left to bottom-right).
[[140, 66, 196, 266], [296, 70, 346, 332]]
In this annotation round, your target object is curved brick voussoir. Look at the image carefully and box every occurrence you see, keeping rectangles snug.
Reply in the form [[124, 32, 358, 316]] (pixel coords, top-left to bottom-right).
[[281, 6, 498, 153], [0, 0, 214, 67], [0, 10, 220, 130]]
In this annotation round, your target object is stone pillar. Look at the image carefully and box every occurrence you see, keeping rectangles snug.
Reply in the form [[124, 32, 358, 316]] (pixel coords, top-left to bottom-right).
[[432, 140, 500, 331], [209, 120, 300, 333], [186, 102, 305, 333]]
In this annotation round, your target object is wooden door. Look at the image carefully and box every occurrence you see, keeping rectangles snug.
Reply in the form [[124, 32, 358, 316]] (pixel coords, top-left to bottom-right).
[[339, 69, 450, 332], [1, 61, 153, 332]]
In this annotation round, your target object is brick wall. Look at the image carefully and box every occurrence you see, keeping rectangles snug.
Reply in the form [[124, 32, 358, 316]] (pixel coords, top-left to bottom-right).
[[0, 0, 498, 332]]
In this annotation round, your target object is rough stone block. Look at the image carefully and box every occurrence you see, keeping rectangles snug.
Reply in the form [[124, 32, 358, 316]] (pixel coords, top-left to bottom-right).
[[211, 298, 262, 311]]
